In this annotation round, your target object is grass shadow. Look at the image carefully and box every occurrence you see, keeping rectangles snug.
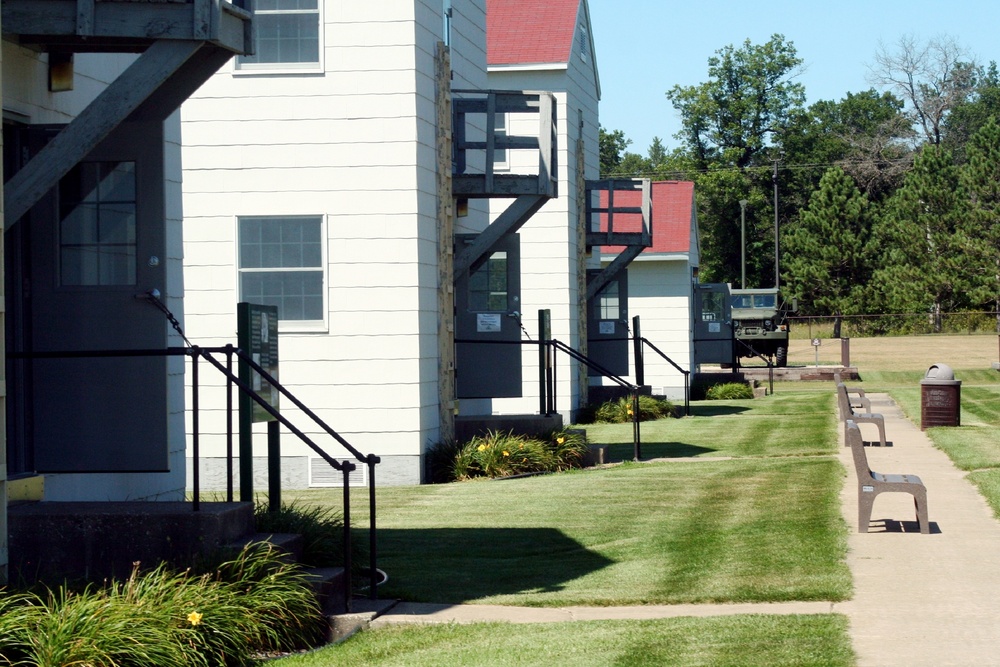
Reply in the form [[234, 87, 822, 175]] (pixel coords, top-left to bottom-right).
[[689, 404, 752, 417], [374, 527, 615, 604], [606, 442, 717, 462]]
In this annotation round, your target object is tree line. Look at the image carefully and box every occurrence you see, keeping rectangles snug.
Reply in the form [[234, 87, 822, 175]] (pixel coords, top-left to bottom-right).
[[599, 34, 1000, 329]]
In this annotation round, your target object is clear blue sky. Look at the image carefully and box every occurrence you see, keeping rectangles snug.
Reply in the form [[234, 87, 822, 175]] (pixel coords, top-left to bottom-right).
[[588, 0, 1000, 155]]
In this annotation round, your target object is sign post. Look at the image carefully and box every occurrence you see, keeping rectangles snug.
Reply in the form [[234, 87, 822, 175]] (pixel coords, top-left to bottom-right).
[[237, 303, 280, 507], [812, 337, 821, 368]]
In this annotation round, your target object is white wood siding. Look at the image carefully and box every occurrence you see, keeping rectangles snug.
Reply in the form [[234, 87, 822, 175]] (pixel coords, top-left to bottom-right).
[[182, 1, 487, 484], [482, 5, 600, 419]]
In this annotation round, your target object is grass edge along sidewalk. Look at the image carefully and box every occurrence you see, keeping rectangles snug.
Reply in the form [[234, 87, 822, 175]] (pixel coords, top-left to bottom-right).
[[275, 390, 854, 666]]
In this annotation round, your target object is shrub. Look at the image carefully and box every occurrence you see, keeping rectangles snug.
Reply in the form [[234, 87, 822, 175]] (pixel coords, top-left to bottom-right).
[[253, 499, 346, 568], [433, 428, 589, 482], [593, 395, 674, 423], [0, 543, 323, 667], [705, 382, 755, 400]]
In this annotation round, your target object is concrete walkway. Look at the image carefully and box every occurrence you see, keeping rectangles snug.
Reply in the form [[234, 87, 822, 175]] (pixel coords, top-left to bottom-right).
[[352, 392, 1000, 665], [835, 393, 1000, 666]]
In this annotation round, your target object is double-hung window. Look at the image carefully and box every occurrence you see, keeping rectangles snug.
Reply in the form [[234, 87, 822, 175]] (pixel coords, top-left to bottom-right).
[[236, 0, 320, 71], [238, 216, 325, 328]]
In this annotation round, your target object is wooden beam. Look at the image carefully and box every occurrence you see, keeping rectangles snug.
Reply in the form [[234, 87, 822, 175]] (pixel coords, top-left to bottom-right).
[[586, 245, 644, 301], [454, 194, 548, 277], [5, 40, 208, 227], [128, 44, 232, 122]]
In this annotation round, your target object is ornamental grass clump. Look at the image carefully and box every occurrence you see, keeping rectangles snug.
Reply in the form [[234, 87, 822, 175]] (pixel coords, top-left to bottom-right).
[[594, 395, 674, 423], [705, 382, 755, 400], [446, 429, 588, 481], [0, 542, 323, 667], [253, 499, 346, 567]]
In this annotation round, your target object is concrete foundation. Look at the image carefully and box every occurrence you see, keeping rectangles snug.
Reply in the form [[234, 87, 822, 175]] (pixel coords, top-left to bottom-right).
[[8, 501, 253, 583]]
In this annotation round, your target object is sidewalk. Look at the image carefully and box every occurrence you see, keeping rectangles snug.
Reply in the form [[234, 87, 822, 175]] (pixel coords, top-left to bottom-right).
[[836, 393, 1000, 666], [355, 393, 1000, 665]]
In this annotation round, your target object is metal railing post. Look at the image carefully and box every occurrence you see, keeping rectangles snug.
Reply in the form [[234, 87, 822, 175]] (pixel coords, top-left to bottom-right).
[[368, 457, 378, 599], [191, 347, 201, 512], [632, 390, 641, 461], [343, 466, 353, 614], [225, 344, 234, 503], [633, 316, 644, 386]]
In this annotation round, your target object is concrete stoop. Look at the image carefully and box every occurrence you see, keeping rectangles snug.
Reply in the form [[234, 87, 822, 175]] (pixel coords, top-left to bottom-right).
[[6, 501, 352, 622], [7, 501, 255, 583]]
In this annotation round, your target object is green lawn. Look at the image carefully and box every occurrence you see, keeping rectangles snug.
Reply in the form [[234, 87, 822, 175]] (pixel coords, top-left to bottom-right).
[[886, 381, 1000, 521], [287, 392, 849, 608], [274, 390, 855, 665], [588, 392, 838, 461], [277, 615, 853, 667]]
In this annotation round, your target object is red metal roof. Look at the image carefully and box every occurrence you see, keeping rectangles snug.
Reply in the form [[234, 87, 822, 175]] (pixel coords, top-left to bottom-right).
[[600, 181, 696, 255], [487, 0, 581, 66]]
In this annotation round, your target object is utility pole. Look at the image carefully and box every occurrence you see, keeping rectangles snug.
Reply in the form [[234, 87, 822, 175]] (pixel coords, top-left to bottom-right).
[[772, 159, 780, 289], [739, 199, 748, 289]]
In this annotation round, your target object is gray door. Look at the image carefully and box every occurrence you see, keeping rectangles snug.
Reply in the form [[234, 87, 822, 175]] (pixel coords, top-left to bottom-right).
[[692, 283, 734, 367], [587, 270, 629, 377], [455, 233, 522, 398], [22, 121, 169, 472]]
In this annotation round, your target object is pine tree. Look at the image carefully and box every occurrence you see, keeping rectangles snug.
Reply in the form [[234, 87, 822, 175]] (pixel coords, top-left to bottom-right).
[[960, 116, 1000, 320], [872, 145, 985, 328], [782, 166, 872, 316]]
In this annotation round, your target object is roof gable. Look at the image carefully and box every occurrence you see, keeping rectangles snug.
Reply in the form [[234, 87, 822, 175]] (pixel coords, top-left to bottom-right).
[[600, 181, 696, 255], [487, 0, 581, 66]]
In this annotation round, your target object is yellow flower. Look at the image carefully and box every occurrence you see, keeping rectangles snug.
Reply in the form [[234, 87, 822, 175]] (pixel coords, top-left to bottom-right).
[[556, 437, 565, 445], [477, 444, 487, 452], [187, 611, 203, 626], [502, 450, 510, 457]]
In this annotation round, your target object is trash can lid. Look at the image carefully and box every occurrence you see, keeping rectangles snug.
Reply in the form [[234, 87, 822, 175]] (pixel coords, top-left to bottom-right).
[[925, 363, 955, 381]]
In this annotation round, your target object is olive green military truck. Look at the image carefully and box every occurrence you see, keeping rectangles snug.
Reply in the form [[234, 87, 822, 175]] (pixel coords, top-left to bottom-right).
[[730, 288, 795, 367]]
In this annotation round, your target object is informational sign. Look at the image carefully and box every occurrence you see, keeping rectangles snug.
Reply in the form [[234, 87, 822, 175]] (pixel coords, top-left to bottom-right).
[[599, 321, 616, 335], [812, 338, 821, 347], [238, 302, 279, 422], [477, 313, 502, 333], [709, 322, 721, 333]]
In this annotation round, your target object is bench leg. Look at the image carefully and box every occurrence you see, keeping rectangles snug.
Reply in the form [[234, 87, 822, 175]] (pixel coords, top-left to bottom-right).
[[876, 420, 887, 446], [858, 489, 875, 533], [914, 488, 930, 534]]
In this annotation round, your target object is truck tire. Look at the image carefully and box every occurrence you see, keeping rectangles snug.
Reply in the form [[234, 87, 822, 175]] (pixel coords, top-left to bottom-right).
[[776, 345, 788, 367]]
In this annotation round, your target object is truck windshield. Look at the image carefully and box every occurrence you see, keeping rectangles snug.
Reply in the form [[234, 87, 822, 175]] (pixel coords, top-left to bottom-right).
[[732, 294, 776, 309], [753, 295, 775, 308]]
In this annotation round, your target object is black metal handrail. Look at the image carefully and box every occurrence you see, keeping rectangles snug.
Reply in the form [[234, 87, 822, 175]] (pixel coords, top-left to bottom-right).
[[637, 337, 691, 416], [452, 336, 644, 461], [547, 339, 643, 462], [12, 344, 380, 607]]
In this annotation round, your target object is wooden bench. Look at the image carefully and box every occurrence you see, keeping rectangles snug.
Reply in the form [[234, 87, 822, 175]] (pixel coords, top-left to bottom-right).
[[837, 382, 887, 446], [833, 371, 869, 411], [846, 420, 930, 534]]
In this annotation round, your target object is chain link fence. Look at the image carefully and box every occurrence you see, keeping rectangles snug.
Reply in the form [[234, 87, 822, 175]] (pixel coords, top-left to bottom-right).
[[789, 311, 1000, 339]]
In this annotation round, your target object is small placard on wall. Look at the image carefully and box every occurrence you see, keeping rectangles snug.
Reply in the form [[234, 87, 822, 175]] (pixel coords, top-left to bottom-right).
[[599, 321, 616, 335], [709, 322, 720, 333], [477, 313, 502, 332]]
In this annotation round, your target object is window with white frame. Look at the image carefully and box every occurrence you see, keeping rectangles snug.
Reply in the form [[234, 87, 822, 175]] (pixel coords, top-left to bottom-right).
[[238, 216, 325, 325], [236, 0, 320, 70]]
